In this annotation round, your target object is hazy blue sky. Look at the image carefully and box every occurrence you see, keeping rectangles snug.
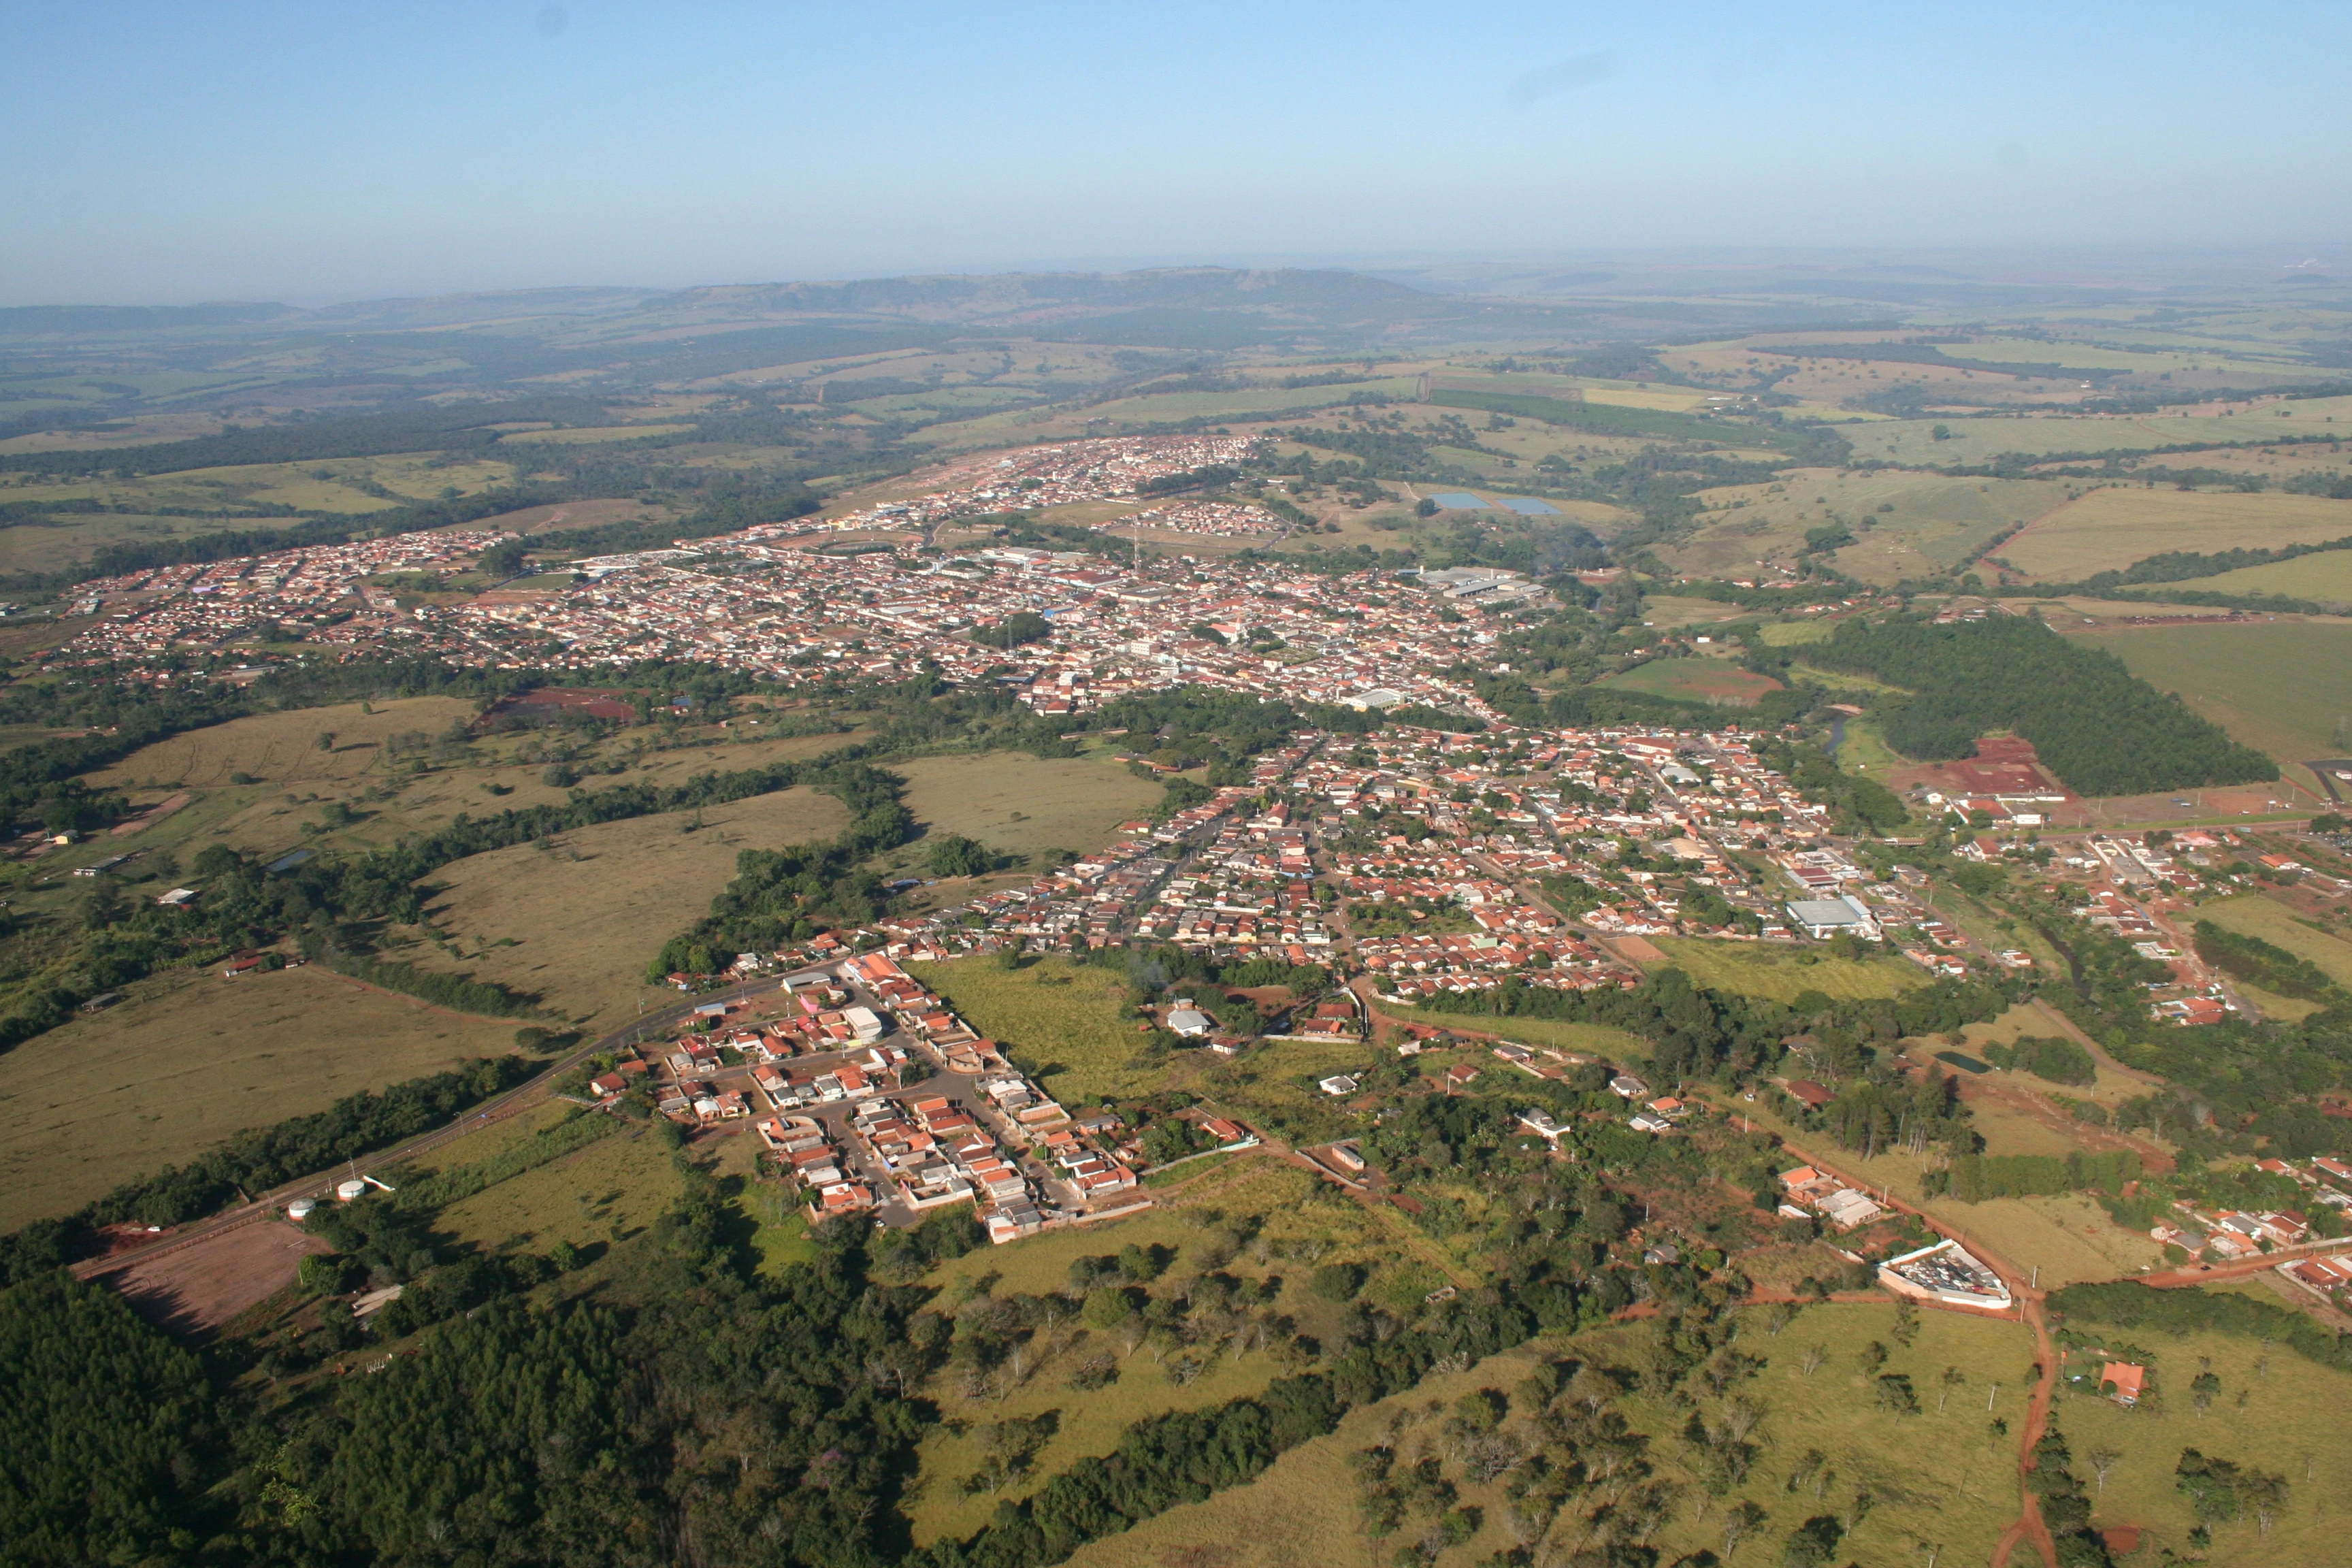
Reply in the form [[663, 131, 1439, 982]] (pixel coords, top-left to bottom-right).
[[3, 0, 2347, 306]]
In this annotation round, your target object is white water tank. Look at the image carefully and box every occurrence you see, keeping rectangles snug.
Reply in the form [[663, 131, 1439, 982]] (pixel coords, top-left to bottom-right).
[[287, 1198, 317, 1221], [336, 1179, 368, 1203]]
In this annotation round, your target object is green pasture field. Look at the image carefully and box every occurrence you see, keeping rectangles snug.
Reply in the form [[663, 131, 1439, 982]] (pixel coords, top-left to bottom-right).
[[89, 696, 483, 789], [1732, 1096, 2163, 1286], [893, 753, 1162, 866], [1757, 617, 1842, 645], [2196, 894, 2352, 987], [1650, 936, 1924, 1004], [399, 785, 851, 1029], [2, 452, 518, 517], [2063, 619, 2352, 768], [2053, 1322, 2351, 1565], [433, 1119, 683, 1254], [1632, 593, 1752, 630], [1596, 657, 1782, 708], [1663, 469, 2064, 585], [0, 963, 519, 1230], [1390, 1008, 1650, 1064], [0, 512, 234, 576], [1840, 400, 2352, 468], [2170, 549, 2352, 602], [452, 497, 682, 536], [1072, 1303, 2029, 1568], [917, 954, 1142, 1103], [497, 423, 693, 445], [909, 1160, 1407, 1548], [2001, 488, 2352, 580]]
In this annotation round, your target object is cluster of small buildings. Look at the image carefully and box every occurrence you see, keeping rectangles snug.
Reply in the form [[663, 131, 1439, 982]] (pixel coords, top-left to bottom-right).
[[1778, 1163, 1887, 1231]]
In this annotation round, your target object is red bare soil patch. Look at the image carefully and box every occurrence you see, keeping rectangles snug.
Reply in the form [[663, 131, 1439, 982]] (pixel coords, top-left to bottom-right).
[[112, 1219, 331, 1336], [2100, 1524, 2142, 1555], [1891, 734, 2074, 800]]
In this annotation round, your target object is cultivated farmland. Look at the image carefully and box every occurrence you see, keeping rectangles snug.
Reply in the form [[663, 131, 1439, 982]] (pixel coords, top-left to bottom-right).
[[2065, 619, 2352, 772]]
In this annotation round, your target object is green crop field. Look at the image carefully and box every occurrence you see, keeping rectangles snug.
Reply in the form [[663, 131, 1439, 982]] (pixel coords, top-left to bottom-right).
[[2065, 620, 2352, 768], [1596, 658, 1782, 708], [0, 964, 519, 1230], [2000, 488, 2352, 580], [1650, 936, 1924, 1003]]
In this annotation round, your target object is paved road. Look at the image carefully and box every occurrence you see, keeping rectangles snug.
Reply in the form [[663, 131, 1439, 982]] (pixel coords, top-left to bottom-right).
[[75, 974, 791, 1281]]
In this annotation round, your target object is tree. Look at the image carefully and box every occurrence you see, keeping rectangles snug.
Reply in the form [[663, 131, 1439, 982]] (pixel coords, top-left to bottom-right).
[[1721, 1499, 1767, 1560], [2087, 1448, 2121, 1496], [926, 834, 996, 878]]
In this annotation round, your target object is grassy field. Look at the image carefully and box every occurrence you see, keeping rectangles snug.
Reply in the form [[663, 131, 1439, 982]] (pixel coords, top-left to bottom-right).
[[1069, 1302, 2030, 1568], [402, 786, 850, 1028], [0, 513, 235, 575], [2065, 620, 2352, 768], [1650, 937, 1925, 1003], [1999, 489, 2352, 580], [910, 1160, 1407, 1548], [499, 423, 694, 445], [2170, 549, 2352, 603], [918, 954, 1143, 1103], [432, 1120, 683, 1254], [0, 964, 519, 1229], [1595, 657, 1782, 709], [2196, 894, 2352, 987], [894, 753, 1162, 868], [89, 696, 483, 789], [1394, 1010, 1651, 1063], [2053, 1323, 2352, 1565], [4, 453, 517, 517], [1661, 469, 2063, 585]]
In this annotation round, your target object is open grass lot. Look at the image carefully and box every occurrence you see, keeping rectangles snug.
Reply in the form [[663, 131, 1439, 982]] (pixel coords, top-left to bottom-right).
[[2197, 894, 2352, 987], [1665, 469, 2063, 585], [89, 696, 483, 789], [433, 1121, 681, 1254], [1999, 488, 2352, 580], [2051, 1323, 2352, 1564], [403, 786, 850, 1028], [2172, 547, 2352, 604], [3, 452, 517, 516], [0, 512, 234, 576], [2063, 619, 2352, 770], [1596, 657, 1781, 708], [498, 423, 693, 445], [1650, 936, 1924, 1004], [0, 964, 518, 1230], [1394, 1010, 1650, 1063], [918, 954, 1142, 1103], [1070, 1303, 2029, 1568], [449, 496, 683, 537], [910, 1161, 1408, 1548], [1842, 399, 2352, 467], [1631, 593, 1751, 630], [894, 753, 1161, 864], [1757, 617, 1843, 646]]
